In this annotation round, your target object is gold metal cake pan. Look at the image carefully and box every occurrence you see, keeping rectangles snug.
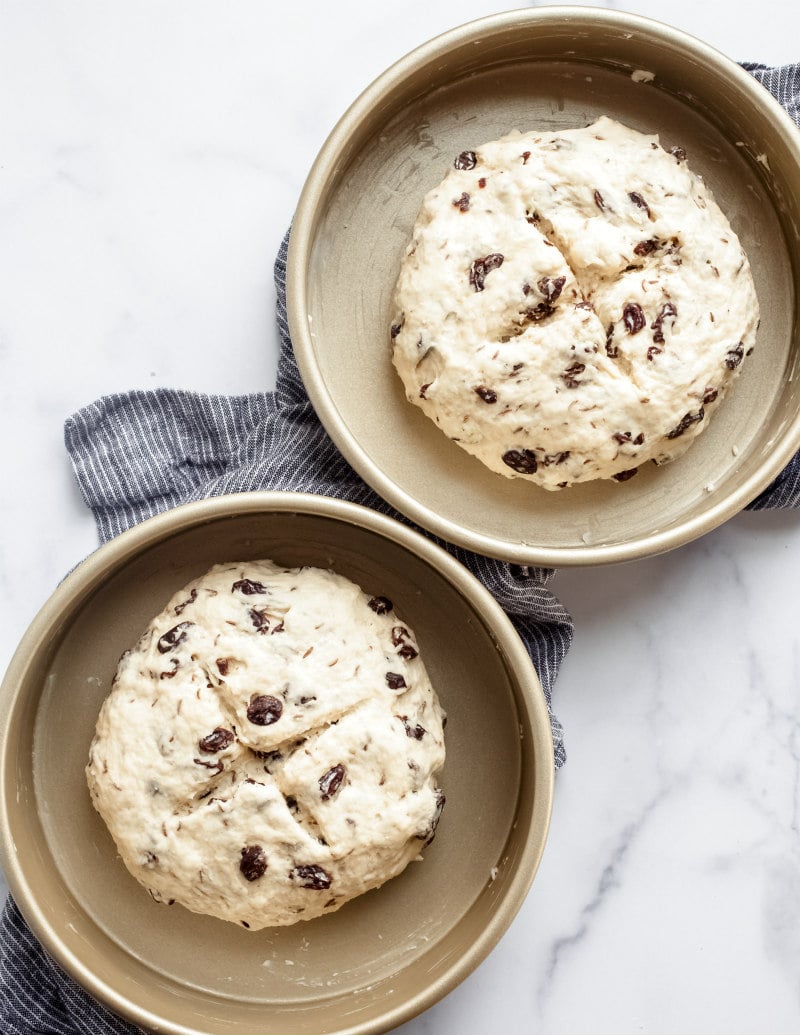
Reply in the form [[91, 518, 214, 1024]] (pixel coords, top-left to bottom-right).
[[288, 6, 800, 565], [0, 492, 553, 1035]]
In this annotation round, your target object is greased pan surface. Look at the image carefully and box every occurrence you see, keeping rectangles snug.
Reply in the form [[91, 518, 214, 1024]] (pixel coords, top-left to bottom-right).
[[0, 493, 553, 1035], [288, 8, 800, 565]]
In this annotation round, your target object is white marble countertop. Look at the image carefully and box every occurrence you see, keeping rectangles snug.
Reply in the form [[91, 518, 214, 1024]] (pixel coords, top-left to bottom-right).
[[2, 2, 800, 1033]]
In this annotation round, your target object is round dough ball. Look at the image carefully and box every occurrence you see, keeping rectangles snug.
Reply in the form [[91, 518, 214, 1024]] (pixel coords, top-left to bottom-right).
[[86, 561, 446, 929], [390, 116, 759, 489]]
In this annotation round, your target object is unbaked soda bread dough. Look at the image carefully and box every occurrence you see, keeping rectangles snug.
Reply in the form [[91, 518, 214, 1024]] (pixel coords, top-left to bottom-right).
[[390, 116, 759, 489], [86, 561, 446, 929]]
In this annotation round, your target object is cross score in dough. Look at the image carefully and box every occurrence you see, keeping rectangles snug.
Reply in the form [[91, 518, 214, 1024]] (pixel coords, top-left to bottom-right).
[[86, 561, 446, 929]]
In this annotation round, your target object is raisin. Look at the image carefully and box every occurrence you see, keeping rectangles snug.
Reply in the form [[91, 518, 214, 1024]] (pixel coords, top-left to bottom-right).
[[254, 748, 282, 762], [478, 177, 487, 188], [594, 189, 606, 210], [666, 409, 705, 439], [174, 589, 197, 616], [502, 449, 538, 474], [417, 788, 446, 846], [291, 864, 332, 890], [216, 657, 230, 676], [725, 343, 745, 369], [612, 468, 639, 482], [419, 383, 431, 399], [319, 764, 346, 801], [538, 275, 566, 305], [199, 727, 234, 753], [397, 715, 426, 740], [156, 622, 194, 654], [469, 253, 504, 292], [246, 694, 283, 725], [623, 302, 646, 335], [651, 301, 677, 343], [543, 451, 570, 466], [524, 301, 554, 321], [271, 620, 285, 635], [386, 672, 406, 690], [613, 431, 645, 446], [647, 346, 662, 361], [249, 608, 270, 633], [669, 144, 687, 162], [368, 596, 393, 615], [392, 626, 419, 660], [561, 362, 585, 388], [634, 239, 658, 257], [703, 387, 718, 405], [391, 626, 409, 645], [605, 324, 618, 358], [232, 579, 267, 595], [160, 658, 179, 680], [521, 150, 531, 164], [453, 192, 470, 212], [194, 757, 224, 773], [542, 276, 566, 302], [454, 150, 477, 170], [240, 845, 267, 882], [390, 320, 404, 340], [628, 191, 651, 216], [474, 385, 497, 403]]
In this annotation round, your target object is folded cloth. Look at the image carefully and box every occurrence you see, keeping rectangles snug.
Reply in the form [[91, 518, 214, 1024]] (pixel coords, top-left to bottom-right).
[[2, 61, 800, 1035]]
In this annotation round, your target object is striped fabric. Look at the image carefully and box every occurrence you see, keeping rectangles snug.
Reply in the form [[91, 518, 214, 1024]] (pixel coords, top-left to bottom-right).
[[2, 62, 800, 1035], [740, 64, 800, 509], [0, 905, 143, 1035]]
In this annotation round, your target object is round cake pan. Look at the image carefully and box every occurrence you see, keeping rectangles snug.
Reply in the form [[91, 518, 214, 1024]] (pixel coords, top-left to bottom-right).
[[0, 492, 553, 1035], [287, 6, 800, 565]]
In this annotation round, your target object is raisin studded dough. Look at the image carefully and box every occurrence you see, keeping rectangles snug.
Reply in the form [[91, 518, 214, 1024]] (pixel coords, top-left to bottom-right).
[[86, 562, 446, 929], [391, 116, 759, 488]]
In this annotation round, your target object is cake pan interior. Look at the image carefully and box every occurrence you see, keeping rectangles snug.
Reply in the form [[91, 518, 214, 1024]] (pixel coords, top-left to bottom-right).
[[289, 9, 800, 564], [1, 496, 551, 1035]]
